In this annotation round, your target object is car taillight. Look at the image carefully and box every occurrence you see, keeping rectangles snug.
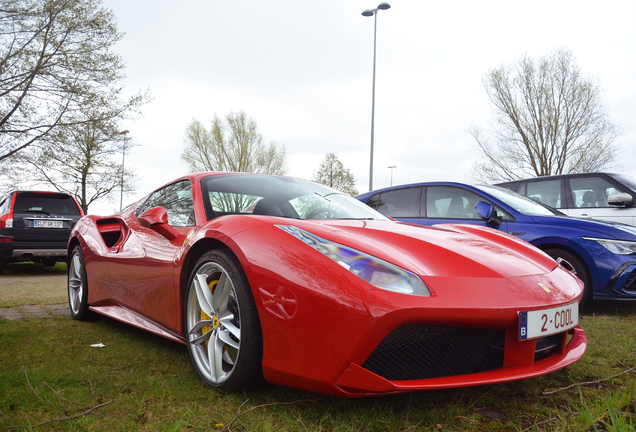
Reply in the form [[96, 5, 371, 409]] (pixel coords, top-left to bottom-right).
[[0, 192, 16, 228]]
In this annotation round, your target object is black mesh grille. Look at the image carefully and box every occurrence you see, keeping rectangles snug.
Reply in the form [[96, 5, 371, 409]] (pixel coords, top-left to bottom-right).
[[361, 325, 505, 381]]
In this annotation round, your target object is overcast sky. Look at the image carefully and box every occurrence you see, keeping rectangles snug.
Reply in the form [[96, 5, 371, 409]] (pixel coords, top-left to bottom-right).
[[92, 0, 635, 214]]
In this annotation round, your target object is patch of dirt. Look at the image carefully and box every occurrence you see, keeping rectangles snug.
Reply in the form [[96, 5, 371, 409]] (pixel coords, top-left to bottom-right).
[[0, 263, 67, 307]]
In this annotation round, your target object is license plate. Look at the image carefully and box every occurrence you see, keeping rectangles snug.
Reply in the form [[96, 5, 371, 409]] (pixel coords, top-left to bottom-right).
[[518, 302, 578, 340], [34, 220, 63, 228]]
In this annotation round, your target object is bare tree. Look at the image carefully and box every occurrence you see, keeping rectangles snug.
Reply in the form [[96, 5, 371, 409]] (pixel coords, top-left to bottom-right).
[[470, 48, 621, 183], [313, 153, 359, 196], [3, 113, 138, 214], [0, 0, 149, 161], [181, 111, 287, 175]]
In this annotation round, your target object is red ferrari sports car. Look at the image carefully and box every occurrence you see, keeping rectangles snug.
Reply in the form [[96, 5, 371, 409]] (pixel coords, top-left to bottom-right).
[[67, 172, 587, 397]]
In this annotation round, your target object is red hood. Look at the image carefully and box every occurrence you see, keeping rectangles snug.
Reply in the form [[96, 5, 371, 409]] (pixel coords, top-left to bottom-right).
[[285, 219, 557, 279]]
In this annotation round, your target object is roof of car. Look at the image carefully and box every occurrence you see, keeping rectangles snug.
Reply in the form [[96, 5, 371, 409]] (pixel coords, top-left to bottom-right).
[[496, 172, 620, 183]]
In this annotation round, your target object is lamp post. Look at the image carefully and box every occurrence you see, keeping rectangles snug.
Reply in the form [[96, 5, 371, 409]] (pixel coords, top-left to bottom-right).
[[388, 165, 396, 186], [362, 2, 390, 192], [118, 130, 129, 212]]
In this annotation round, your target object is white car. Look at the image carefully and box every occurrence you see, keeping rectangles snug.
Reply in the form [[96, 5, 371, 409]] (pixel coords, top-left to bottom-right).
[[497, 173, 636, 226]]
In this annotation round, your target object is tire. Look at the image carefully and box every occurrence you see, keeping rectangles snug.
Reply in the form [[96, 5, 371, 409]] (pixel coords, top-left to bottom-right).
[[68, 246, 92, 320], [545, 248, 593, 306], [184, 250, 263, 392]]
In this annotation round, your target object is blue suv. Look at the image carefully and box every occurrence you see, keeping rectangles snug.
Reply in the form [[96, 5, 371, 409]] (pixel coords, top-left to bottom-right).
[[356, 182, 636, 304]]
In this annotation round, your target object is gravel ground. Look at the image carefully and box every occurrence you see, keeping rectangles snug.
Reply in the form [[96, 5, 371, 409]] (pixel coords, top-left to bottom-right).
[[0, 262, 70, 320]]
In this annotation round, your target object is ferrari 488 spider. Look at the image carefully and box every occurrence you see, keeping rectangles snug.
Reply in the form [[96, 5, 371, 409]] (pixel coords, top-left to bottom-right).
[[67, 172, 587, 397]]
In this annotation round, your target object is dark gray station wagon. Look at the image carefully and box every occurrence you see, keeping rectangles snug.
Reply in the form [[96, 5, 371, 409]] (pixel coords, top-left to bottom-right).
[[0, 191, 83, 274]]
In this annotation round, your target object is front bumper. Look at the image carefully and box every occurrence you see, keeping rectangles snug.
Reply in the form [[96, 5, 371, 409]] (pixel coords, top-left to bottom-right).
[[335, 325, 586, 396]]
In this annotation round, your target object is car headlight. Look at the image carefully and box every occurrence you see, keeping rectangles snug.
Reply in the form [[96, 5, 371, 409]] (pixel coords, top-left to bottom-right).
[[277, 225, 430, 296], [582, 237, 636, 255]]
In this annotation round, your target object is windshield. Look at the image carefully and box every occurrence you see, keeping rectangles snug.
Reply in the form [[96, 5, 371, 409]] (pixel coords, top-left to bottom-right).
[[476, 185, 560, 216], [201, 174, 388, 221], [610, 174, 636, 194]]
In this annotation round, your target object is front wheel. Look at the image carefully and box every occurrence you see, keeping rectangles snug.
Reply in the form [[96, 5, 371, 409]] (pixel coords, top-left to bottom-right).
[[184, 250, 263, 392], [545, 248, 593, 306]]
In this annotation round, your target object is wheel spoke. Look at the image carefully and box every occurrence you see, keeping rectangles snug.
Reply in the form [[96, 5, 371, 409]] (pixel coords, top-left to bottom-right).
[[220, 317, 240, 340], [189, 319, 214, 337], [190, 325, 213, 347], [194, 273, 214, 316], [219, 328, 239, 350], [74, 292, 80, 311], [69, 289, 78, 311], [207, 333, 225, 381], [68, 275, 81, 290], [213, 272, 232, 315]]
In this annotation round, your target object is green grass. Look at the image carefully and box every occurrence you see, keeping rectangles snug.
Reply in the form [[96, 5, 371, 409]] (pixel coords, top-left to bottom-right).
[[1, 303, 636, 431]]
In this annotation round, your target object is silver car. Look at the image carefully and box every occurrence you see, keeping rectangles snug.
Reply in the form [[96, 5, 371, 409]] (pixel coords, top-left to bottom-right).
[[497, 172, 636, 226]]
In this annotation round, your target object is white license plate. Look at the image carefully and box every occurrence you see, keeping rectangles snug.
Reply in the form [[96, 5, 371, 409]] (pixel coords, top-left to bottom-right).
[[34, 220, 63, 228], [518, 302, 578, 340]]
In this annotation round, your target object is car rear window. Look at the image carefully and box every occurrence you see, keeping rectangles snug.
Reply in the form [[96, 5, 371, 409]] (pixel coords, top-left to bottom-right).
[[15, 193, 81, 216]]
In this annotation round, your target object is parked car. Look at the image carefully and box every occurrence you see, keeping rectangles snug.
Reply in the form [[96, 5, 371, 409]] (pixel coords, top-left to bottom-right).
[[67, 172, 586, 397], [496, 173, 636, 226], [356, 182, 636, 304], [0, 190, 84, 274]]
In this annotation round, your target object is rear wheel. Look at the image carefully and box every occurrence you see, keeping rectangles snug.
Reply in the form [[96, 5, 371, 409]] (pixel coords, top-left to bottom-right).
[[545, 248, 593, 306], [184, 250, 263, 392], [68, 246, 91, 320]]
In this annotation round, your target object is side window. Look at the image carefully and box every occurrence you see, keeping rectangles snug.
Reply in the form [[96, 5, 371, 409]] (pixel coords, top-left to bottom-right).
[[136, 180, 194, 227], [526, 180, 561, 208], [569, 177, 622, 208], [365, 193, 381, 210], [517, 183, 526, 196], [425, 186, 482, 219], [374, 187, 420, 218]]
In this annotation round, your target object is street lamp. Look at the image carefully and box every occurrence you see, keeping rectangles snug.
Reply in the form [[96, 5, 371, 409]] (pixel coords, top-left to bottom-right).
[[388, 165, 396, 186], [362, 2, 390, 192], [118, 130, 129, 212]]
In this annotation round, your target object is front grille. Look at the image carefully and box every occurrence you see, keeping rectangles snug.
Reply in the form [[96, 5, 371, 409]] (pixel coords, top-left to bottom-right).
[[361, 325, 505, 381]]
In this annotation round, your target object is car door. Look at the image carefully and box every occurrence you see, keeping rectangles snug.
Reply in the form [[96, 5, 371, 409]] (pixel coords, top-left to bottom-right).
[[421, 185, 508, 232], [107, 179, 196, 329], [564, 175, 636, 225]]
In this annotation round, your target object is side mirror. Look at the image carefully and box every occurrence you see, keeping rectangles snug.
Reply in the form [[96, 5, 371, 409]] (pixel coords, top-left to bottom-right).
[[475, 201, 502, 227], [138, 206, 180, 241], [608, 193, 634, 208]]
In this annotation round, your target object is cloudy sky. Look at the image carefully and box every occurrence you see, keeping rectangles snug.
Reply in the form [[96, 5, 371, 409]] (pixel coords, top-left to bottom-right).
[[93, 0, 635, 214]]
